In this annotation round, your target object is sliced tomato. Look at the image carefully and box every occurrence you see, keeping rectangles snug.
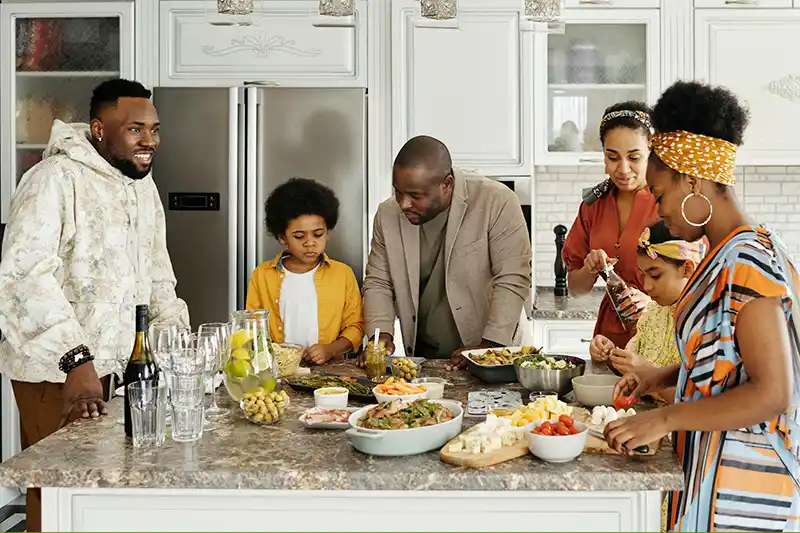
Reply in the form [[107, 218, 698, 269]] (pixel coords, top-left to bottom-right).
[[613, 395, 640, 410], [558, 414, 574, 427], [555, 422, 571, 436]]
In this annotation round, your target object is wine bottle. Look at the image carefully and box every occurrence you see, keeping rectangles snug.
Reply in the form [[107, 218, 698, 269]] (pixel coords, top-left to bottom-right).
[[123, 304, 161, 438]]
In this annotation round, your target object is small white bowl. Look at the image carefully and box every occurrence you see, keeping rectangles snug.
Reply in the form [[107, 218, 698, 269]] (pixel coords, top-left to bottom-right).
[[411, 377, 448, 400], [525, 420, 588, 463], [372, 385, 427, 404], [314, 387, 349, 409]]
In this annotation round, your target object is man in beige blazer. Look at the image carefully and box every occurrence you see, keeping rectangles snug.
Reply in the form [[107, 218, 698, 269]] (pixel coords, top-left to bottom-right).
[[363, 135, 532, 365]]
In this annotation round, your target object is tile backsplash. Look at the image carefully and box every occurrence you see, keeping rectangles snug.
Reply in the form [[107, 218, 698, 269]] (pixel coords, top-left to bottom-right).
[[534, 166, 800, 285]]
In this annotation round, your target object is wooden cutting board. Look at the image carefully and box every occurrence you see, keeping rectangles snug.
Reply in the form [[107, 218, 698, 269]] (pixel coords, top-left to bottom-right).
[[572, 407, 661, 456], [440, 437, 530, 468]]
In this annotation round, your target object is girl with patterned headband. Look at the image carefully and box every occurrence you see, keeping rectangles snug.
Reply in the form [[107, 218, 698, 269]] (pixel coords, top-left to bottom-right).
[[563, 101, 659, 357], [591, 221, 704, 404], [604, 80, 800, 533]]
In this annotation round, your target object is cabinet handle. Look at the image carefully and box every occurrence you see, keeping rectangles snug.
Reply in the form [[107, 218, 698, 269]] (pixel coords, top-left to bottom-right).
[[723, 0, 759, 4], [578, 0, 613, 4], [578, 156, 603, 164], [244, 80, 280, 86], [581, 338, 592, 343]]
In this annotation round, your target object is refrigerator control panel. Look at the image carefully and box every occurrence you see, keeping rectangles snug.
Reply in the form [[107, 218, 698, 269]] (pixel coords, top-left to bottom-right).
[[168, 192, 220, 211]]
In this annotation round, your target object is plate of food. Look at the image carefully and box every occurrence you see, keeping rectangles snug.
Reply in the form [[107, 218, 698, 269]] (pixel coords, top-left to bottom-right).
[[461, 346, 542, 383], [298, 406, 359, 429], [285, 373, 376, 403], [345, 398, 464, 456]]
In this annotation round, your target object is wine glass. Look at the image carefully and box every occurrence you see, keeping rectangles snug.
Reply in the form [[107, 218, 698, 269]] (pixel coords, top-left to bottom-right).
[[197, 322, 231, 418]]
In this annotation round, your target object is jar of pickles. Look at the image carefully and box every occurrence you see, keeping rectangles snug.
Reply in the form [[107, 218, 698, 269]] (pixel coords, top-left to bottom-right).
[[364, 340, 388, 381]]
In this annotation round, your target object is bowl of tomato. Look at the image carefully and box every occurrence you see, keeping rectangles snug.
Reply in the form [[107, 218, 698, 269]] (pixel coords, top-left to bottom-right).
[[525, 415, 588, 463]]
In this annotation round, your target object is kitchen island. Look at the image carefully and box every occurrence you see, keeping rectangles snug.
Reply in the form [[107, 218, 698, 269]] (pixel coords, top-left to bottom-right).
[[0, 362, 681, 532]]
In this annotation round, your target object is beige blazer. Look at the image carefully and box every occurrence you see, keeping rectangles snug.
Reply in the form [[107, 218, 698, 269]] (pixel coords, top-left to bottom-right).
[[363, 168, 532, 356]]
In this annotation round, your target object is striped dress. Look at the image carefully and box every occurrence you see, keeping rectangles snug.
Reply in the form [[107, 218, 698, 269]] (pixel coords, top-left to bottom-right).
[[669, 226, 800, 532]]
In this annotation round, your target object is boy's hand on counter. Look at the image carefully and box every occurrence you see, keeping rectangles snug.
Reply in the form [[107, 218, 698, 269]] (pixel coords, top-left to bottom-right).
[[303, 343, 337, 365]]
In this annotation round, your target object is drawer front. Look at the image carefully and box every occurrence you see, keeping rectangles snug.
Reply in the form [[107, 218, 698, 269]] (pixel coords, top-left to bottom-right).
[[695, 0, 792, 7], [160, 0, 367, 86], [535, 320, 596, 359], [565, 0, 659, 7]]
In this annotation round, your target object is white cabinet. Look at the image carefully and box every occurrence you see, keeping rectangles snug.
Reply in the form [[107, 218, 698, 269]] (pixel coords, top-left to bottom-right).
[[533, 8, 660, 166], [532, 320, 595, 359], [0, 0, 134, 221], [390, 0, 532, 177], [159, 0, 367, 87], [695, 9, 800, 164]]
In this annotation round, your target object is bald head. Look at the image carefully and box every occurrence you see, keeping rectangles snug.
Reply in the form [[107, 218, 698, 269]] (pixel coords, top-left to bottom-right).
[[394, 135, 453, 179], [392, 135, 455, 225]]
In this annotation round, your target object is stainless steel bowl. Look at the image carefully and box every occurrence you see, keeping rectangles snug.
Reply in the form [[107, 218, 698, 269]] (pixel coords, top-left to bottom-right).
[[514, 355, 586, 395]]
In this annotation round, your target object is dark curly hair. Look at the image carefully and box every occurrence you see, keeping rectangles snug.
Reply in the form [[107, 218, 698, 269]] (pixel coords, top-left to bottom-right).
[[599, 101, 653, 144], [264, 177, 340, 239], [649, 80, 750, 145], [637, 220, 684, 267], [90, 79, 151, 120]]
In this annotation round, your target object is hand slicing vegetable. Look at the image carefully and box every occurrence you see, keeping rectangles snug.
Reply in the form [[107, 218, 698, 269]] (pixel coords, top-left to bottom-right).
[[613, 395, 640, 411]]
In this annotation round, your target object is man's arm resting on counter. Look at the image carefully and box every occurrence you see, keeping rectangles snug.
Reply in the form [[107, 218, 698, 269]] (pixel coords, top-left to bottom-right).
[[362, 211, 397, 338], [482, 192, 533, 345], [0, 168, 88, 366], [148, 185, 190, 328]]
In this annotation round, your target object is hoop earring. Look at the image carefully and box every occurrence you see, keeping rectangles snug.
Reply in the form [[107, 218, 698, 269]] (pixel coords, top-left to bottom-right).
[[681, 192, 713, 227]]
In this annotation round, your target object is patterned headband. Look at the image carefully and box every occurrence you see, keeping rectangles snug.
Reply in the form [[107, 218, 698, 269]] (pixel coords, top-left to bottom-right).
[[649, 130, 737, 186], [599, 110, 654, 134], [637, 227, 705, 265]]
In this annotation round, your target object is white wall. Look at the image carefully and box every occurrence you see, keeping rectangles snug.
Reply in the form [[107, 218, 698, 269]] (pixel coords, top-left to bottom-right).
[[534, 165, 798, 285]]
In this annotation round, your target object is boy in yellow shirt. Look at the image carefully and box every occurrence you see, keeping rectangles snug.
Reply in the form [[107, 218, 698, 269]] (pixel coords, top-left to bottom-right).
[[246, 178, 364, 365]]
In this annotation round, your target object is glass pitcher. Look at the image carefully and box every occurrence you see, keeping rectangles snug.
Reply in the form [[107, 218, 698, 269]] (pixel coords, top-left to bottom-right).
[[222, 309, 277, 401]]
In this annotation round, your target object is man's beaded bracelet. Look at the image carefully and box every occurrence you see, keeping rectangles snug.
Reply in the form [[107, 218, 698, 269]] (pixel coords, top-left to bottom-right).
[[58, 344, 95, 374]]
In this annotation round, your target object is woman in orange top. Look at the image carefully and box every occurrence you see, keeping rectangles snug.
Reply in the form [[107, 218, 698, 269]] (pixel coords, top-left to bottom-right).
[[562, 101, 660, 354], [246, 178, 364, 365]]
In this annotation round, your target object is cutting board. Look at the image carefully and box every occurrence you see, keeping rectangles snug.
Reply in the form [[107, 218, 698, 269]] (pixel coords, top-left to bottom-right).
[[440, 437, 530, 468], [572, 408, 661, 456]]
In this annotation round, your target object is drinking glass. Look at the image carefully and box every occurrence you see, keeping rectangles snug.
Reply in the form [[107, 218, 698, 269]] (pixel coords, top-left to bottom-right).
[[197, 322, 231, 417], [169, 347, 207, 441], [127, 380, 167, 448]]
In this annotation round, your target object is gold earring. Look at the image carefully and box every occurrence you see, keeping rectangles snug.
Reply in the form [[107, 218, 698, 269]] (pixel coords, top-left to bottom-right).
[[681, 192, 713, 227]]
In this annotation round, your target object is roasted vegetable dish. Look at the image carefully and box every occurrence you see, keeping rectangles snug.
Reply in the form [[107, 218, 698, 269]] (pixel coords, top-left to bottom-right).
[[357, 399, 454, 430], [468, 346, 540, 366], [287, 375, 371, 396]]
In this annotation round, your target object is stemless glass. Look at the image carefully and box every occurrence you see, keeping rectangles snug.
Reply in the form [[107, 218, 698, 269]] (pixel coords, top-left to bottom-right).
[[223, 309, 276, 401], [197, 322, 231, 417]]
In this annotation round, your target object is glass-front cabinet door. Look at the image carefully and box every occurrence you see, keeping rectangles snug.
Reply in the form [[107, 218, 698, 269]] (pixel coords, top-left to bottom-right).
[[0, 2, 134, 221], [533, 9, 660, 166]]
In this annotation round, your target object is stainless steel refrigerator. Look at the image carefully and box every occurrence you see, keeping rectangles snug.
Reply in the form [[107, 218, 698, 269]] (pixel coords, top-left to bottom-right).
[[151, 87, 368, 328]]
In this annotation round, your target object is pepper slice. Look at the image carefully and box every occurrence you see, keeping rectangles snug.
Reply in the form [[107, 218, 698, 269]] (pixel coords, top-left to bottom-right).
[[613, 395, 640, 410]]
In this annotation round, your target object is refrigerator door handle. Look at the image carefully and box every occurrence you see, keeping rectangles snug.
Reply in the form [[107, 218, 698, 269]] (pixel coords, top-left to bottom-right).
[[245, 87, 259, 285], [235, 87, 246, 311], [228, 88, 239, 316]]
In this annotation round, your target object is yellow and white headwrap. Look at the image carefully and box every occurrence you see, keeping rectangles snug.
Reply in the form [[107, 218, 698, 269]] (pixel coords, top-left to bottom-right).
[[637, 227, 705, 265], [649, 130, 738, 186]]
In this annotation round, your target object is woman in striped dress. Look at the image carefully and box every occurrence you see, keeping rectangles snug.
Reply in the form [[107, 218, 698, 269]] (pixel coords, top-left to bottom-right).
[[604, 80, 800, 532]]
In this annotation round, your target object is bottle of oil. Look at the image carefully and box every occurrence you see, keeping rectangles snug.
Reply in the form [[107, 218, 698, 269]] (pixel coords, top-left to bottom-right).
[[123, 304, 162, 437], [598, 263, 637, 330]]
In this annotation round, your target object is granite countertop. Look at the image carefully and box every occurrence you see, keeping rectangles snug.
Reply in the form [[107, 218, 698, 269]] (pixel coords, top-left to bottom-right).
[[0, 361, 682, 492], [532, 287, 605, 321]]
